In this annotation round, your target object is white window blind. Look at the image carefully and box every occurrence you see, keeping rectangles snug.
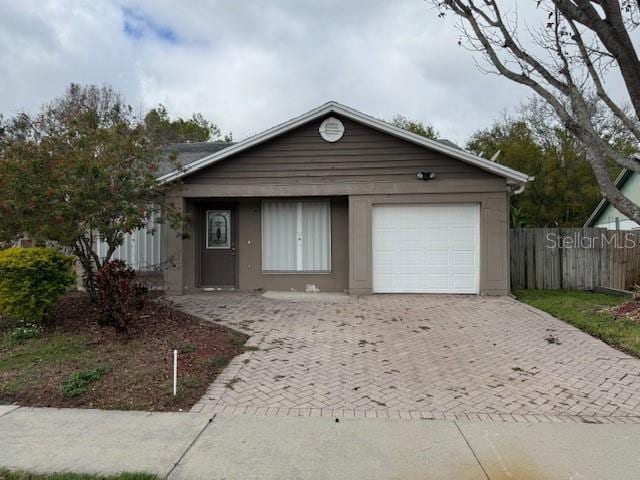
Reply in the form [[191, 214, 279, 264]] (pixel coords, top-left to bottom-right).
[[262, 200, 331, 272]]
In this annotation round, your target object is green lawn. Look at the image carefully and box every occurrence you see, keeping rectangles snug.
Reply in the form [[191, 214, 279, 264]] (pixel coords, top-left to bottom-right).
[[0, 470, 156, 480], [514, 289, 640, 358]]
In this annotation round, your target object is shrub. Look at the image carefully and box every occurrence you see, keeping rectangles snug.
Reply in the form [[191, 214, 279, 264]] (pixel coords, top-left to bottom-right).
[[94, 260, 148, 332], [0, 247, 75, 327], [8, 323, 42, 343], [60, 365, 110, 397]]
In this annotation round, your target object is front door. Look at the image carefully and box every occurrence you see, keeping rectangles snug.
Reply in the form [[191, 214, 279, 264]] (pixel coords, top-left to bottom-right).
[[201, 207, 237, 287]]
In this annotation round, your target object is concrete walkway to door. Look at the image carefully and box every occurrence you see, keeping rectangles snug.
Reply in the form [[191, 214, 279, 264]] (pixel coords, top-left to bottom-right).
[[170, 292, 640, 423]]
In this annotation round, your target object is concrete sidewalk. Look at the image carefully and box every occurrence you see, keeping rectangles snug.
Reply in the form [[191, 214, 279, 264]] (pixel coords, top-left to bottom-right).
[[2, 406, 640, 479]]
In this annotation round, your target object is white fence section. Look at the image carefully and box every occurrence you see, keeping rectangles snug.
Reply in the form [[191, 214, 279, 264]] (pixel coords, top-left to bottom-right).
[[95, 223, 162, 271]]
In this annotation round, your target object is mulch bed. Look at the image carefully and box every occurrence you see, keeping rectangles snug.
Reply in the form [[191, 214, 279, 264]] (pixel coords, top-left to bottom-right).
[[0, 293, 247, 411], [611, 300, 640, 322]]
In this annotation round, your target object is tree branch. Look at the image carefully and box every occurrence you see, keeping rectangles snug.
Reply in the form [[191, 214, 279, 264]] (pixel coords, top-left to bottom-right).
[[435, 0, 640, 223], [555, 0, 640, 117], [445, 1, 576, 127], [567, 18, 640, 142]]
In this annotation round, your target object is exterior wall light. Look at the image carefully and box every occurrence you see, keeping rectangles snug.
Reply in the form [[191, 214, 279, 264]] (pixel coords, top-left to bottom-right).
[[416, 172, 436, 181]]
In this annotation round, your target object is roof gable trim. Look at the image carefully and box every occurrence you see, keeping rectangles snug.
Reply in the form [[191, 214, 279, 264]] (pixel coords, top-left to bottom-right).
[[584, 168, 633, 227]]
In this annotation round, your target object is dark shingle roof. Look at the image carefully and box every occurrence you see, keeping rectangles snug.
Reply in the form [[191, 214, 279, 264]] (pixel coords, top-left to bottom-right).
[[157, 142, 234, 176], [435, 138, 463, 150]]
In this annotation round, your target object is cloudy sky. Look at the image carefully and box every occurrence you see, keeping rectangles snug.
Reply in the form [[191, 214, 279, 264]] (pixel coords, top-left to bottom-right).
[[0, 0, 538, 145]]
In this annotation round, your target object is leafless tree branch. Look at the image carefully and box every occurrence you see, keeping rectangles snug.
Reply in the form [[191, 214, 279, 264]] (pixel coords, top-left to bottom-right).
[[435, 0, 640, 223]]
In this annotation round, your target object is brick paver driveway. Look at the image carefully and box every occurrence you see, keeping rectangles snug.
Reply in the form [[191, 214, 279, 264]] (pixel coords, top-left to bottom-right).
[[171, 293, 640, 423]]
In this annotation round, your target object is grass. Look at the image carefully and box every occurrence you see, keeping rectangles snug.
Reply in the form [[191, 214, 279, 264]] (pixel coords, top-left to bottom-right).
[[0, 470, 156, 480], [514, 289, 640, 357], [205, 354, 231, 370], [60, 365, 110, 397], [0, 333, 90, 372]]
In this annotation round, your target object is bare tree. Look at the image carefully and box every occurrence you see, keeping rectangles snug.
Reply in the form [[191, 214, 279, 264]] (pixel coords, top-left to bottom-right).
[[433, 0, 640, 222]]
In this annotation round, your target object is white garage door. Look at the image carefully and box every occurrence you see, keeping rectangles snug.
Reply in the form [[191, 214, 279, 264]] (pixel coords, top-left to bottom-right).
[[372, 204, 480, 294]]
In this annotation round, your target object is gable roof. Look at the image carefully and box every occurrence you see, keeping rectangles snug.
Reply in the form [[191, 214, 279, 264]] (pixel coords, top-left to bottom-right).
[[434, 138, 463, 151], [158, 101, 532, 185], [584, 168, 633, 227], [157, 142, 233, 176]]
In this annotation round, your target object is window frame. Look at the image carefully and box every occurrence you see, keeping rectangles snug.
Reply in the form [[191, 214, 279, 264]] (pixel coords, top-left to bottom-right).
[[206, 209, 232, 250], [261, 199, 332, 274]]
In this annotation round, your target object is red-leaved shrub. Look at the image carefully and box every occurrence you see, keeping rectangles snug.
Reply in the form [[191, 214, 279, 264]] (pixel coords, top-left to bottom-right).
[[94, 260, 148, 332]]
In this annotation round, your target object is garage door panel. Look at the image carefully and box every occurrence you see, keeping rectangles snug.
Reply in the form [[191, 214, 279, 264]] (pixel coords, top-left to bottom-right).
[[376, 229, 397, 246], [453, 251, 474, 266], [426, 251, 449, 266], [399, 262, 429, 274], [375, 274, 397, 291], [373, 204, 479, 294], [400, 251, 426, 266], [451, 226, 474, 242], [426, 227, 448, 243], [426, 274, 450, 290], [375, 207, 398, 224], [453, 274, 475, 290], [399, 209, 417, 220], [451, 241, 475, 249], [375, 251, 396, 267], [402, 274, 428, 291], [455, 211, 477, 223], [400, 228, 422, 242]]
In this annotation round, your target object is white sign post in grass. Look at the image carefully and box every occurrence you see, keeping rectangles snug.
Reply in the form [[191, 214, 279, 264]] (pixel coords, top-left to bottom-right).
[[173, 349, 178, 396]]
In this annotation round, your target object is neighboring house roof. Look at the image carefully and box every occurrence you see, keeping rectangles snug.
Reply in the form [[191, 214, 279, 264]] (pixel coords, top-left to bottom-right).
[[158, 101, 533, 185], [584, 168, 633, 227], [157, 142, 233, 176]]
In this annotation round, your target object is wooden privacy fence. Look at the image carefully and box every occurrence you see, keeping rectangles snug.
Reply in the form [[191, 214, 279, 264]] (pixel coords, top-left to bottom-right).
[[510, 228, 640, 291]]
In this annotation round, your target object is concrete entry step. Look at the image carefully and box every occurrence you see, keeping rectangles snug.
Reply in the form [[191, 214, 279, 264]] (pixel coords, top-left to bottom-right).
[[262, 290, 354, 303]]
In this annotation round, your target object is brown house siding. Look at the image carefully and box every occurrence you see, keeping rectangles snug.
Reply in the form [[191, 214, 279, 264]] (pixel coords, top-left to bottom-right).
[[165, 113, 512, 295], [184, 115, 495, 187]]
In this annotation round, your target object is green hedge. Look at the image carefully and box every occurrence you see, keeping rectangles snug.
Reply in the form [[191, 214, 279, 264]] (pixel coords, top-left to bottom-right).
[[0, 247, 75, 326]]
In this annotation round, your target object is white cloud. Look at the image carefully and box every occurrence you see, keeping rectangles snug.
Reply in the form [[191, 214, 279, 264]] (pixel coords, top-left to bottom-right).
[[0, 0, 549, 144]]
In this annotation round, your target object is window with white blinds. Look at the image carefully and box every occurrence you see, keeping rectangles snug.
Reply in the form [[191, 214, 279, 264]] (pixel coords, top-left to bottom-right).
[[262, 200, 331, 272]]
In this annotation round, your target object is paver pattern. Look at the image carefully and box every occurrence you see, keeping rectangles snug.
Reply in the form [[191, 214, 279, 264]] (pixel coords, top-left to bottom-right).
[[170, 293, 640, 422]]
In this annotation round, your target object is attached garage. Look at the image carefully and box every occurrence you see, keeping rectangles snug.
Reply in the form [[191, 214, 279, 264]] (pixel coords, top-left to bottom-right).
[[372, 204, 480, 294]]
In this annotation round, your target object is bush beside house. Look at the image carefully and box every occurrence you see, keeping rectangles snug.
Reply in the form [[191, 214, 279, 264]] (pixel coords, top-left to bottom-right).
[[0, 247, 75, 328]]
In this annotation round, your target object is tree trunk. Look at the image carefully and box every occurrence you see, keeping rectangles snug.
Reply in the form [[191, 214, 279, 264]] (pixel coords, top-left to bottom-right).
[[73, 241, 99, 302]]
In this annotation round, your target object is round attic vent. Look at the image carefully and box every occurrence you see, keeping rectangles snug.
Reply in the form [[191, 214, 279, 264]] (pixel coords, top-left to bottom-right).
[[319, 117, 345, 142]]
